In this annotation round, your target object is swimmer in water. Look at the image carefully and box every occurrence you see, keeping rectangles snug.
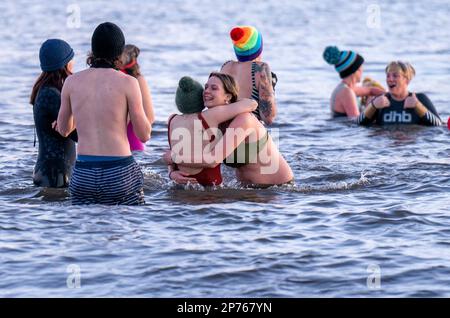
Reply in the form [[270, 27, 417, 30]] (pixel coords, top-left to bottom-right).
[[118, 44, 155, 152], [357, 61, 442, 126], [167, 73, 294, 188], [323, 46, 385, 118], [166, 75, 257, 186], [30, 39, 77, 188], [56, 22, 152, 205], [221, 26, 277, 125]]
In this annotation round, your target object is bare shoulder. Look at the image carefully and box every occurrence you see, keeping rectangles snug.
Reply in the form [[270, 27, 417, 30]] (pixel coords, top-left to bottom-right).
[[220, 60, 235, 72], [338, 85, 354, 98], [121, 73, 139, 87], [167, 113, 177, 125], [65, 69, 90, 88], [136, 74, 149, 86]]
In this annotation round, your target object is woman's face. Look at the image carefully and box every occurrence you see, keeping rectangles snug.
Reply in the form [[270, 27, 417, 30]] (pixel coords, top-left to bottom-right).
[[203, 76, 232, 108], [386, 70, 409, 95]]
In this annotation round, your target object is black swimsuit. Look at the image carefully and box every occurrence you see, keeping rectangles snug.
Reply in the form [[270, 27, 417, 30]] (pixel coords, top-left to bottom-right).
[[357, 92, 442, 126], [33, 86, 77, 187]]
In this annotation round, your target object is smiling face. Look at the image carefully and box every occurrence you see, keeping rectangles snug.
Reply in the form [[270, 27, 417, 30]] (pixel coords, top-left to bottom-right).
[[203, 76, 232, 108], [386, 70, 409, 95], [385, 62, 415, 96]]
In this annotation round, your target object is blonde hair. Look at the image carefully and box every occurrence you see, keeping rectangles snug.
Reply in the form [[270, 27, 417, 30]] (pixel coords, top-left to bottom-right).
[[385, 61, 416, 81]]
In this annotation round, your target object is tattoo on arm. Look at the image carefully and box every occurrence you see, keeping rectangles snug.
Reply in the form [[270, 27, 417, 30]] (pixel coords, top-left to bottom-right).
[[255, 63, 275, 120]]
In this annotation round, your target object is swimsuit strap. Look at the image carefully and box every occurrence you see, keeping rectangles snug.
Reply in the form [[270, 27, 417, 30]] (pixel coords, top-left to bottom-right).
[[167, 114, 177, 148], [251, 62, 261, 120], [251, 62, 260, 102], [197, 112, 210, 130], [221, 60, 233, 70], [198, 112, 215, 142]]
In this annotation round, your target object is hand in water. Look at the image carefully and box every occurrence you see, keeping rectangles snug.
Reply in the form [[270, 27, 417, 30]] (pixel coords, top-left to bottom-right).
[[51, 120, 57, 130], [404, 93, 419, 109], [169, 170, 198, 184], [372, 95, 390, 109]]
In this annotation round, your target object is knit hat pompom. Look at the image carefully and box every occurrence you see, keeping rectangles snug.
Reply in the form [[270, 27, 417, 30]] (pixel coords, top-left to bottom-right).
[[323, 46, 341, 65], [178, 76, 197, 92], [230, 27, 245, 42], [324, 45, 364, 78], [230, 25, 263, 62], [175, 76, 205, 114]]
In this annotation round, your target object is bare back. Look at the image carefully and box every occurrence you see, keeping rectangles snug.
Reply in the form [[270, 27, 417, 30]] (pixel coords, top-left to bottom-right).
[[221, 61, 256, 100], [168, 113, 219, 176], [66, 68, 145, 156], [330, 82, 359, 117], [221, 60, 276, 124]]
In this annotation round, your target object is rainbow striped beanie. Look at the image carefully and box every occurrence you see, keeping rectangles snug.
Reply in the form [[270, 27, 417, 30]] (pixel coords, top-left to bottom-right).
[[230, 26, 263, 62]]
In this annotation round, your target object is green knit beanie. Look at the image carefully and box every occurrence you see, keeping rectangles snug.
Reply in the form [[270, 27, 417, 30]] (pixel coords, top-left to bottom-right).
[[175, 76, 205, 114]]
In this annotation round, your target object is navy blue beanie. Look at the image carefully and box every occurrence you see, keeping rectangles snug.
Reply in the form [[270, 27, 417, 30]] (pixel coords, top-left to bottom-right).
[[39, 39, 74, 72]]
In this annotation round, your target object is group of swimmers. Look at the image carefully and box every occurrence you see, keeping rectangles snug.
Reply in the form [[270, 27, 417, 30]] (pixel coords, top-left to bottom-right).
[[323, 46, 443, 126], [30, 22, 446, 205]]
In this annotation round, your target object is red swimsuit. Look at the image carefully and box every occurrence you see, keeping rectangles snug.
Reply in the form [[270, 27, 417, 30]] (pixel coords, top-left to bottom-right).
[[168, 113, 222, 186]]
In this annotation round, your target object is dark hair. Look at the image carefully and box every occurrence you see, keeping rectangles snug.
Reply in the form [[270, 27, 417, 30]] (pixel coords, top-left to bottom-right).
[[30, 65, 72, 105], [120, 44, 141, 78], [208, 72, 239, 103], [86, 51, 121, 69]]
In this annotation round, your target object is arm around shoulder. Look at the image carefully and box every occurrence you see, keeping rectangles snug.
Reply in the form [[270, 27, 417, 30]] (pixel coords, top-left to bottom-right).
[[202, 98, 257, 127]]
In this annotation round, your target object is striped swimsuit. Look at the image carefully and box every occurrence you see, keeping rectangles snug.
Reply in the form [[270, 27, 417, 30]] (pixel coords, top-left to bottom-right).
[[251, 62, 261, 120], [69, 156, 145, 205]]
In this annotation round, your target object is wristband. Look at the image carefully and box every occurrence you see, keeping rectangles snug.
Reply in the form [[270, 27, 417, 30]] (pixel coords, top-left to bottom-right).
[[370, 100, 378, 110]]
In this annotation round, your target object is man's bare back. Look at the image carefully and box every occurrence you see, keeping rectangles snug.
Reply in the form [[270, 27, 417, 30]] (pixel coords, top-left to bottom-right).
[[57, 67, 151, 156]]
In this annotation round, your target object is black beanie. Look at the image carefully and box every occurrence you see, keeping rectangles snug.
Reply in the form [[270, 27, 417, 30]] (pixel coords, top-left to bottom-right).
[[91, 22, 125, 59]]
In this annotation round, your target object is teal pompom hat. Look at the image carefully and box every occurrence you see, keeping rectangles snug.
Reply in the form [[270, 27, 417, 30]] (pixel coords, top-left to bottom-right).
[[175, 76, 205, 114], [323, 46, 364, 78]]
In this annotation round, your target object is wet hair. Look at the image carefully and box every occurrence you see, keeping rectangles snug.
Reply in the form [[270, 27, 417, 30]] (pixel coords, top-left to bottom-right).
[[208, 72, 239, 103], [86, 51, 121, 69], [385, 61, 416, 82], [30, 65, 72, 105], [120, 44, 141, 78]]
